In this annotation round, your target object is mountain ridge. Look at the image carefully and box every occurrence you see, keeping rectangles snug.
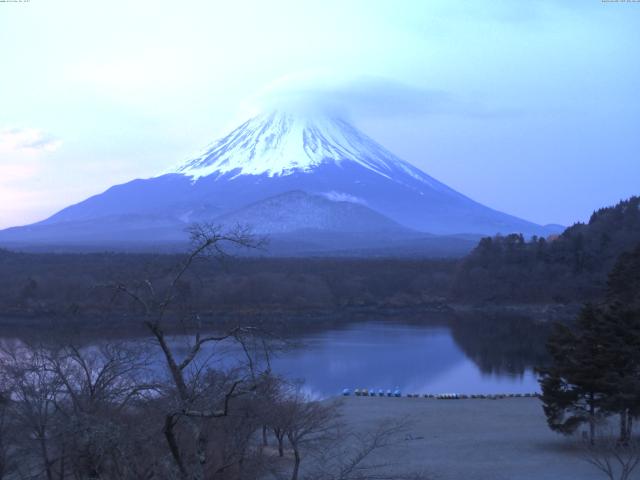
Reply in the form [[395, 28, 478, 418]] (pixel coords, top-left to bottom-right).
[[213, 189, 411, 234], [0, 108, 562, 254]]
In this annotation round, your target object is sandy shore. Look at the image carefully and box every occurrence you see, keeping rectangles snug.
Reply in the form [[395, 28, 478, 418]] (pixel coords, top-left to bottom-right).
[[338, 396, 604, 480]]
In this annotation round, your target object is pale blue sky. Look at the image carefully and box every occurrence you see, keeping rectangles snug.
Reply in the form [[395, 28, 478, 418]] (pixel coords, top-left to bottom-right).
[[1, 0, 638, 228]]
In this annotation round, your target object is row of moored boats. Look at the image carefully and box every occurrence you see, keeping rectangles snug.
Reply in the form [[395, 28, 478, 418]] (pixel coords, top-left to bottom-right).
[[342, 388, 539, 399]]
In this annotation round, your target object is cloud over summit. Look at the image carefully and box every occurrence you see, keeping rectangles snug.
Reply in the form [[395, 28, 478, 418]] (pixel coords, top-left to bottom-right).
[[248, 73, 458, 120]]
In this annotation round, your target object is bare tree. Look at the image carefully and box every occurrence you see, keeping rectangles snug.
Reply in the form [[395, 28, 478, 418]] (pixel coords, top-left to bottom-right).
[[305, 418, 430, 480], [0, 338, 164, 480], [0, 386, 17, 479], [0, 342, 64, 480], [47, 342, 158, 479], [284, 397, 337, 480], [110, 223, 271, 479], [580, 433, 640, 480], [264, 385, 428, 480]]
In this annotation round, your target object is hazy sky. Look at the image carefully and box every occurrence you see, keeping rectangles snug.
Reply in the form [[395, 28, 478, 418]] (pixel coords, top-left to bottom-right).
[[1, 0, 638, 229]]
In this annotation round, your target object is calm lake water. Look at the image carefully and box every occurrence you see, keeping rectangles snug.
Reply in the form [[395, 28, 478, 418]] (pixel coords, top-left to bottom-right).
[[165, 319, 543, 397], [268, 322, 539, 397], [2, 315, 546, 398]]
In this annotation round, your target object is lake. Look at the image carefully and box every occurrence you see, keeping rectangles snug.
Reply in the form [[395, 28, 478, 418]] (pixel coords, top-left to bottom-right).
[[165, 318, 545, 397], [0, 313, 547, 398]]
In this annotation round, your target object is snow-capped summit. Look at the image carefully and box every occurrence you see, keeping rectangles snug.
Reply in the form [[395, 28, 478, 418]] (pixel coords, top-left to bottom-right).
[[173, 110, 449, 193]]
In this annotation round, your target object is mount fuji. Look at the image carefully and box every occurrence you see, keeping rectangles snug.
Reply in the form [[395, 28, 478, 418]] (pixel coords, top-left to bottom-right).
[[0, 109, 559, 255]]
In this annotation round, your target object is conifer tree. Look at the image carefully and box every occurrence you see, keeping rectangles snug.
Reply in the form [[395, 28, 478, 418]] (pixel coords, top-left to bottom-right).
[[539, 244, 640, 444], [539, 305, 610, 443], [599, 244, 640, 444]]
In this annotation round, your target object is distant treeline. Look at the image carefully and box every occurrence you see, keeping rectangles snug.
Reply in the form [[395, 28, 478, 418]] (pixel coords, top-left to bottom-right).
[[451, 196, 640, 304], [0, 251, 455, 318], [1, 197, 639, 319]]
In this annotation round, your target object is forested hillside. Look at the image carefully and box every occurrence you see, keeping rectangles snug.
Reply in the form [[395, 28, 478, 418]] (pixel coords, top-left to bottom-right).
[[0, 251, 455, 319], [451, 196, 640, 303], [1, 197, 638, 320]]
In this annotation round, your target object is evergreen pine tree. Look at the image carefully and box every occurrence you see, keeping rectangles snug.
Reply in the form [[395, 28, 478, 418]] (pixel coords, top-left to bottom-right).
[[539, 244, 640, 444], [538, 305, 610, 443], [599, 244, 640, 443]]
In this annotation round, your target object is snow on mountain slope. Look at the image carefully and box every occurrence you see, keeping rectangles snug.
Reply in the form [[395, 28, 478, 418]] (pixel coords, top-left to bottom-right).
[[174, 110, 453, 194]]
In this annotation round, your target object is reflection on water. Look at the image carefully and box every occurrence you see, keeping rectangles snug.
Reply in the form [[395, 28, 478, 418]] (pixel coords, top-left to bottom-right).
[[263, 322, 542, 397], [450, 312, 551, 376], [1, 313, 550, 398], [160, 316, 547, 397]]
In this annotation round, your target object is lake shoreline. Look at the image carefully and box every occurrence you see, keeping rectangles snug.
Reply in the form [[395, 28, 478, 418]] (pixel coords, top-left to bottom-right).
[[0, 301, 579, 333]]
